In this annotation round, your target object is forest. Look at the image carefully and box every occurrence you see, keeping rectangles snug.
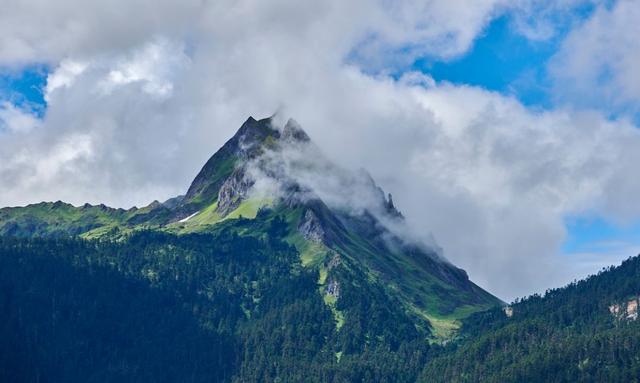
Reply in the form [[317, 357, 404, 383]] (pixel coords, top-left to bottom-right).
[[1, 216, 640, 382]]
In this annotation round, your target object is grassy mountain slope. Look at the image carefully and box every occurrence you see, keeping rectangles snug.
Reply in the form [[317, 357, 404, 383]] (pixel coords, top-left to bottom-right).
[[0, 200, 172, 239]]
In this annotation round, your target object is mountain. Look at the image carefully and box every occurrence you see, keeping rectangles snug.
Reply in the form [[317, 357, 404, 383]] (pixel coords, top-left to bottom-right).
[[0, 116, 501, 336]]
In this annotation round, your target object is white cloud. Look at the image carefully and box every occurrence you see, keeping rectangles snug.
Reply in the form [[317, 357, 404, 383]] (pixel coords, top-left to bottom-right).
[[508, 0, 598, 41], [98, 39, 188, 98], [0, 102, 41, 133], [0, 0, 512, 67], [400, 84, 640, 298], [0, 0, 639, 300], [45, 60, 88, 101], [549, 0, 640, 114]]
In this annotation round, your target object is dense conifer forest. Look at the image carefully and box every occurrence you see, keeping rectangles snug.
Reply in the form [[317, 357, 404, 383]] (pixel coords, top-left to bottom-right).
[[2, 219, 640, 382], [420, 255, 640, 382], [0, 219, 433, 382]]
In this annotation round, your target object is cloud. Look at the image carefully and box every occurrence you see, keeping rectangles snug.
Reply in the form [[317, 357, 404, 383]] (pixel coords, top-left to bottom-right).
[[243, 124, 438, 251], [0, 0, 512, 67], [97, 39, 187, 98], [549, 0, 640, 114], [400, 84, 640, 299], [44, 60, 87, 101], [0, 102, 41, 133], [0, 38, 193, 208], [508, 0, 598, 41], [0, 0, 639, 300]]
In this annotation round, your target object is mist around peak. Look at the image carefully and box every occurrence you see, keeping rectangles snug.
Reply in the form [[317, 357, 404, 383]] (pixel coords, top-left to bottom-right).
[[240, 116, 444, 259]]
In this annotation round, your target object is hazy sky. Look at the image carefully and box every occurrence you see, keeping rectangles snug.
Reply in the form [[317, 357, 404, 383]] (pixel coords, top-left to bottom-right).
[[1, 0, 640, 300]]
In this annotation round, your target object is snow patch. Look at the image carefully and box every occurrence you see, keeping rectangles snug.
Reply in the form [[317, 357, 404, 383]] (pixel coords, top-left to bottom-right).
[[179, 211, 199, 223]]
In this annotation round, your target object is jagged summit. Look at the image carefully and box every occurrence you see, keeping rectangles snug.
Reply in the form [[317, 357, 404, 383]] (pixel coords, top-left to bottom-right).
[[178, 116, 405, 232], [182, 117, 273, 208], [181, 116, 312, 214], [281, 118, 311, 142]]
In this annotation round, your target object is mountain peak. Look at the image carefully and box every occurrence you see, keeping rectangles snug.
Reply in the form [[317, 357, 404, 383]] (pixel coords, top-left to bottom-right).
[[181, 116, 313, 212], [281, 118, 310, 142], [234, 116, 277, 150], [237, 116, 311, 145]]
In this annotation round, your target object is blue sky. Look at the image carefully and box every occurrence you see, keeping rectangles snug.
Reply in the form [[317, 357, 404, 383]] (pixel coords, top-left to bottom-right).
[[0, 65, 48, 117], [413, 2, 599, 107], [564, 216, 640, 255], [415, 15, 556, 107]]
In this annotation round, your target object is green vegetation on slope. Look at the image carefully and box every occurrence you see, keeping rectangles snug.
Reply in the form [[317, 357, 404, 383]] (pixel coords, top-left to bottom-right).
[[166, 197, 272, 234], [420, 254, 640, 382], [325, 212, 501, 340], [0, 220, 435, 382], [0, 201, 168, 238], [4, 220, 640, 382], [0, 195, 501, 342]]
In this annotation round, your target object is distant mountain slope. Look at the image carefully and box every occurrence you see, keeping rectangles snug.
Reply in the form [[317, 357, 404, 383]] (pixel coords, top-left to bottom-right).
[[0, 201, 171, 238], [0, 116, 501, 339], [420, 254, 640, 382]]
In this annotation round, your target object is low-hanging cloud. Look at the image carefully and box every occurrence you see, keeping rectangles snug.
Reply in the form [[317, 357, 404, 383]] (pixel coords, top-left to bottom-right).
[[0, 0, 638, 301], [244, 121, 440, 250]]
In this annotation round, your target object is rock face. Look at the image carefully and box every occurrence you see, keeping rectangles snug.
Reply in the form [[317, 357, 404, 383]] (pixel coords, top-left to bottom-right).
[[179, 116, 318, 218], [326, 279, 340, 298], [628, 299, 639, 320], [298, 209, 326, 242], [504, 306, 514, 318], [326, 252, 341, 270], [609, 303, 621, 315], [215, 168, 254, 217], [609, 296, 639, 320], [384, 193, 403, 218]]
